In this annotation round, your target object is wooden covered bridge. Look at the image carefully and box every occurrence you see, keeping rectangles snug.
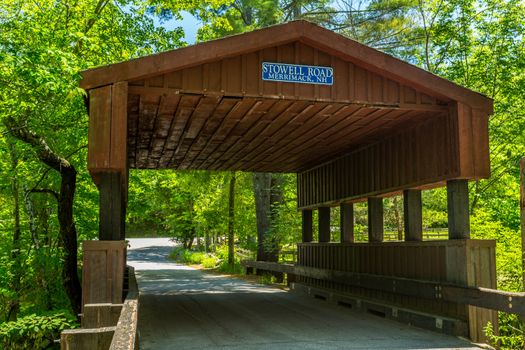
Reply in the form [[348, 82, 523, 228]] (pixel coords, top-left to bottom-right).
[[61, 20, 521, 349]]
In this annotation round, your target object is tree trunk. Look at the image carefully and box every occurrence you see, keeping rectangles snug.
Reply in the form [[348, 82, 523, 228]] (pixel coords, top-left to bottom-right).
[[23, 185, 39, 249], [6, 117, 82, 316], [393, 196, 403, 240], [205, 231, 210, 252], [253, 173, 284, 281], [520, 158, 525, 292], [228, 173, 236, 265], [7, 139, 21, 321], [253, 173, 272, 262], [268, 174, 284, 262]]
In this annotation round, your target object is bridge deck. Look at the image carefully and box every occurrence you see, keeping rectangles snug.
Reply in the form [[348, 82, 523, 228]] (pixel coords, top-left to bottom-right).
[[128, 238, 480, 350]]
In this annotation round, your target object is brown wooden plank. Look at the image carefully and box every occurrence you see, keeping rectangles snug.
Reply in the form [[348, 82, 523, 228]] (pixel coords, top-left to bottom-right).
[[217, 100, 310, 170], [265, 106, 367, 170], [110, 82, 128, 171], [172, 95, 222, 169], [127, 94, 140, 168], [88, 86, 112, 171], [242, 103, 345, 170], [149, 94, 182, 166], [198, 98, 259, 169], [185, 97, 241, 168], [155, 95, 201, 168], [210, 99, 280, 170]]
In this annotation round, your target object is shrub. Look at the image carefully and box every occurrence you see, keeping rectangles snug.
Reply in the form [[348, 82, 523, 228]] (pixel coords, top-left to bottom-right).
[[0, 312, 77, 350], [217, 260, 243, 274], [202, 256, 218, 268], [169, 247, 208, 265]]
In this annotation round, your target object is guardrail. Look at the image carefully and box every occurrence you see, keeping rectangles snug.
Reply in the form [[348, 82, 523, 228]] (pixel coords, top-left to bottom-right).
[[60, 266, 139, 350], [242, 260, 525, 317], [110, 266, 139, 350]]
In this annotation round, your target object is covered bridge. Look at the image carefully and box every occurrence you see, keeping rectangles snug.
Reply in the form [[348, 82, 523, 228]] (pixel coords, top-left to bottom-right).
[[65, 20, 509, 349]]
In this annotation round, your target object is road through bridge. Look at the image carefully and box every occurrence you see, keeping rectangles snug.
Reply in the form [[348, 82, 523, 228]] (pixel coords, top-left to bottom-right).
[[128, 238, 480, 350]]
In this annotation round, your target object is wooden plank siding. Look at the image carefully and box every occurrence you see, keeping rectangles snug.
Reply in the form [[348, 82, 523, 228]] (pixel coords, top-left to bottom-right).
[[82, 241, 127, 309], [296, 239, 497, 342], [88, 82, 128, 185], [297, 102, 490, 209], [127, 42, 449, 109]]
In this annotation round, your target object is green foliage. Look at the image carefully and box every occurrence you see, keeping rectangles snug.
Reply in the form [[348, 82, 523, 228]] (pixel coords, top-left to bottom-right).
[[169, 245, 246, 273], [202, 256, 219, 268], [258, 273, 275, 285], [485, 319, 524, 350], [0, 312, 77, 350], [217, 260, 244, 274], [169, 247, 206, 264]]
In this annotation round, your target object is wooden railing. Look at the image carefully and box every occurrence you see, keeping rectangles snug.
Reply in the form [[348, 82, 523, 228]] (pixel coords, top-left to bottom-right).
[[241, 260, 525, 317], [60, 266, 139, 350], [110, 266, 139, 350]]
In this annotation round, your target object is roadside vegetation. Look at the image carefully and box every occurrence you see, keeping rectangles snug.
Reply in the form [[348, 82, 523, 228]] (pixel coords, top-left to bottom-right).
[[0, 0, 524, 348]]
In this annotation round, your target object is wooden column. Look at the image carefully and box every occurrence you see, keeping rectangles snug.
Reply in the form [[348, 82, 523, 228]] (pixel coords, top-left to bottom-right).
[[447, 179, 470, 239], [403, 189, 423, 241], [368, 197, 383, 242], [302, 209, 313, 243], [99, 171, 126, 241], [340, 203, 354, 243], [318, 207, 331, 243]]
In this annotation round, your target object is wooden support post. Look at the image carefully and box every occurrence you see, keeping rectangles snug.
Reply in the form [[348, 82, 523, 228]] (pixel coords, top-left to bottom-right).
[[302, 209, 313, 243], [340, 203, 354, 243], [404, 189, 423, 241], [318, 207, 331, 243], [520, 158, 525, 290], [447, 179, 470, 239], [99, 171, 126, 241], [368, 197, 383, 242], [82, 241, 126, 308]]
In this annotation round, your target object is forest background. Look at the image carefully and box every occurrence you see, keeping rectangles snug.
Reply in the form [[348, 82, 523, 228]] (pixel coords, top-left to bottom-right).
[[0, 0, 524, 348]]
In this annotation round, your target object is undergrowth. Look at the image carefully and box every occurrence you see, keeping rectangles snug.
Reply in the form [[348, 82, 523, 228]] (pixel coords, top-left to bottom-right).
[[0, 311, 77, 350]]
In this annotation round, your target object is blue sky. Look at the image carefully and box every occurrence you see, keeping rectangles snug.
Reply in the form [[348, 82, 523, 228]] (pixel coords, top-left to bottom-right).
[[160, 11, 200, 44]]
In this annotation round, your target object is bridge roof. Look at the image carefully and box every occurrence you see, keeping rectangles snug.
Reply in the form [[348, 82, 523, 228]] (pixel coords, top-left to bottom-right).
[[83, 20, 491, 179]]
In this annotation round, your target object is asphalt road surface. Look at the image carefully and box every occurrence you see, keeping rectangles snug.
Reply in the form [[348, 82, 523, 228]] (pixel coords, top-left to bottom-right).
[[128, 238, 480, 350]]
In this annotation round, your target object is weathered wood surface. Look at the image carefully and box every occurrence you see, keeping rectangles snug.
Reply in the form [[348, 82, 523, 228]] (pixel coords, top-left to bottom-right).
[[367, 198, 383, 242], [318, 207, 330, 243], [88, 82, 128, 180], [61, 327, 116, 350], [82, 241, 126, 309], [110, 266, 139, 350], [403, 189, 422, 241], [83, 22, 490, 177], [302, 210, 313, 243], [99, 172, 126, 240], [447, 179, 470, 239], [296, 103, 489, 208], [340, 203, 354, 243], [242, 260, 521, 316], [80, 21, 492, 114], [82, 303, 123, 328], [294, 240, 497, 343]]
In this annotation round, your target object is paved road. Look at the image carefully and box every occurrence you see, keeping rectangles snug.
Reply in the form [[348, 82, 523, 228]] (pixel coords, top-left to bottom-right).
[[128, 238, 480, 350]]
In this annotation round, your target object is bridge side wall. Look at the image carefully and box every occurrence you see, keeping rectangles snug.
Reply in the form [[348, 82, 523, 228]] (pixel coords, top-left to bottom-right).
[[297, 102, 490, 209], [297, 240, 497, 342]]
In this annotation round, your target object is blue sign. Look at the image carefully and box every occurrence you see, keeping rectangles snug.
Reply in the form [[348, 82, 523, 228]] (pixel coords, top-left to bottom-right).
[[262, 62, 334, 86]]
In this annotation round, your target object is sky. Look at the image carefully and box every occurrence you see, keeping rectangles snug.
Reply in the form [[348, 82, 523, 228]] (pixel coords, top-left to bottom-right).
[[163, 11, 200, 44]]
